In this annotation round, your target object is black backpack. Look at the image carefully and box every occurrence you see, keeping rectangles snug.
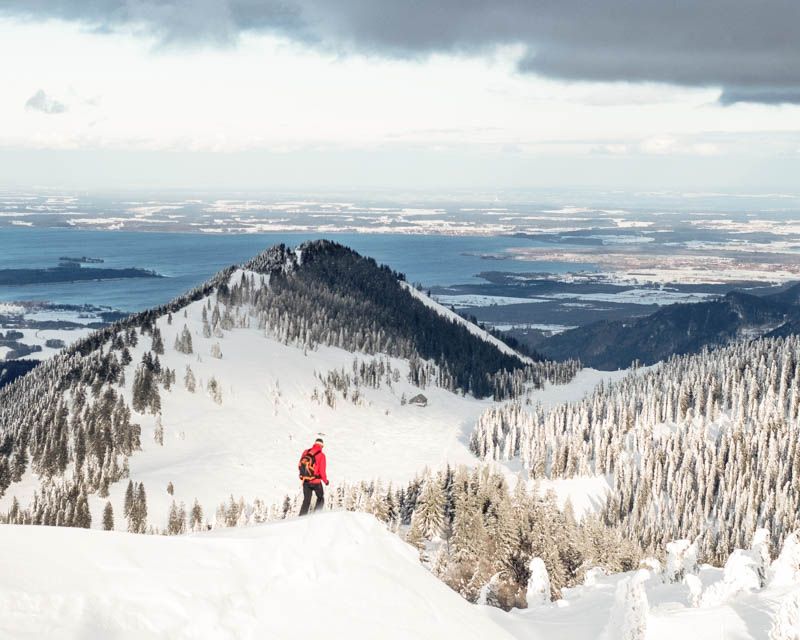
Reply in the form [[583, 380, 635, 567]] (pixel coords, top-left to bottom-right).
[[298, 449, 319, 482]]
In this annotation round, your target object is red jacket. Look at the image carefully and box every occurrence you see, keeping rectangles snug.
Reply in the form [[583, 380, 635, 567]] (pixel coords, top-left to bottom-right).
[[302, 444, 327, 485]]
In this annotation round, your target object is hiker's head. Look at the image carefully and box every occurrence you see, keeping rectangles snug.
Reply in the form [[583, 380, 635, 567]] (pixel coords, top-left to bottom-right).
[[315, 438, 324, 448]]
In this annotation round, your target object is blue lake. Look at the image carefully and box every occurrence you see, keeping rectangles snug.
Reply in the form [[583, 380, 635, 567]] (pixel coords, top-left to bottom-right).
[[0, 228, 594, 312]]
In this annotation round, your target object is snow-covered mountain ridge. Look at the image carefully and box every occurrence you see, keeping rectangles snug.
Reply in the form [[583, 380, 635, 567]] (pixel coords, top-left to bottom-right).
[[0, 240, 578, 531]]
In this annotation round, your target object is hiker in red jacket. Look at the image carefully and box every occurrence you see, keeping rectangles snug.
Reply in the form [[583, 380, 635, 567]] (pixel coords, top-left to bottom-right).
[[298, 438, 328, 516]]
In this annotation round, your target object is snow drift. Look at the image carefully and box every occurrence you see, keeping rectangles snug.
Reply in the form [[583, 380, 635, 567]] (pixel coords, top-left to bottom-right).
[[5, 513, 800, 640], [0, 512, 512, 640]]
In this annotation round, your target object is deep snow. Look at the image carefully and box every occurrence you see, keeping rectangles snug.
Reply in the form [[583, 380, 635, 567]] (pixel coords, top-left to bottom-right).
[[1, 512, 796, 640], [0, 513, 513, 640]]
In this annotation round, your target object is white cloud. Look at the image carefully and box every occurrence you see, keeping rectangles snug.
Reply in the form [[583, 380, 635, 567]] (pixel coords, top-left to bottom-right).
[[0, 17, 798, 189], [24, 89, 67, 114]]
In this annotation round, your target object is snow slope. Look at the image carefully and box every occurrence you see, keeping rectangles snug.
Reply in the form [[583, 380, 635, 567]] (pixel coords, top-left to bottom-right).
[[0, 295, 622, 529], [0, 512, 513, 640], [0, 257, 618, 531], [2, 512, 796, 640], [402, 282, 534, 363], [102, 292, 498, 527]]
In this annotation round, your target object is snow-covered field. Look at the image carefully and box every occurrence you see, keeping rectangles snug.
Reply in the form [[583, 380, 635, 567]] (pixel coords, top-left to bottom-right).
[[487, 322, 577, 336], [1, 512, 796, 640], [0, 305, 104, 361], [431, 289, 717, 310], [0, 328, 94, 362], [545, 290, 718, 306], [528, 367, 629, 409], [0, 303, 25, 315], [8, 328, 93, 360], [0, 513, 511, 640], [433, 294, 545, 307]]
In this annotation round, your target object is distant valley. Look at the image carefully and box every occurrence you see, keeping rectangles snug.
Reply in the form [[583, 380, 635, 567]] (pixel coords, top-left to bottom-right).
[[533, 283, 800, 369]]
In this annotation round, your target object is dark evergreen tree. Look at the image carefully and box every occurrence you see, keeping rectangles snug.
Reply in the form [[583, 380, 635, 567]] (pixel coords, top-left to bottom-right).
[[124, 480, 134, 518], [151, 327, 164, 355], [102, 501, 114, 531]]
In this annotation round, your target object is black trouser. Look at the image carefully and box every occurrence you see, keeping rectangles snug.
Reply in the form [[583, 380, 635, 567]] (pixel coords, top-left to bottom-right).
[[299, 482, 324, 516]]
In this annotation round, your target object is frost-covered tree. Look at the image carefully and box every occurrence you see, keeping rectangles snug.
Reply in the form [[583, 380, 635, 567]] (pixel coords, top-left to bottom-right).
[[750, 528, 771, 588], [189, 499, 204, 531], [471, 334, 800, 564], [124, 480, 134, 519], [405, 512, 426, 553], [167, 500, 186, 535], [127, 482, 148, 534], [604, 570, 649, 640], [154, 416, 164, 446], [174, 326, 193, 354], [770, 591, 800, 640], [771, 533, 800, 587], [700, 549, 762, 607], [184, 366, 196, 393], [526, 557, 551, 607], [207, 377, 223, 404], [151, 327, 164, 355], [664, 540, 698, 583], [412, 474, 445, 540]]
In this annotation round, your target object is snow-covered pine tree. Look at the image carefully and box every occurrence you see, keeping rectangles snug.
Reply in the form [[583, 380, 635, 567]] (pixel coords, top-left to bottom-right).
[[412, 473, 446, 540], [154, 416, 164, 446], [604, 570, 649, 640], [184, 365, 196, 393], [151, 327, 164, 355], [102, 501, 114, 531], [174, 326, 193, 354], [525, 557, 551, 607], [207, 377, 223, 404], [189, 499, 204, 531]]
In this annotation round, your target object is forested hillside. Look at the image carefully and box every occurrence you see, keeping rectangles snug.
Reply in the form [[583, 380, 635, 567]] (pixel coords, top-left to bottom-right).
[[537, 286, 800, 369], [473, 334, 800, 564], [0, 241, 577, 529]]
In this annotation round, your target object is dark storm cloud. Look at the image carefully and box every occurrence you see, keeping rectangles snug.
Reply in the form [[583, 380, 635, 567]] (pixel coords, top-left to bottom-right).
[[25, 89, 67, 114], [719, 88, 800, 106], [3, 0, 305, 46], [4, 0, 799, 103]]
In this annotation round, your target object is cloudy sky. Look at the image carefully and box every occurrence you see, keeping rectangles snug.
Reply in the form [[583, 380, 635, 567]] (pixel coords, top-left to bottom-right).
[[1, 1, 798, 191]]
